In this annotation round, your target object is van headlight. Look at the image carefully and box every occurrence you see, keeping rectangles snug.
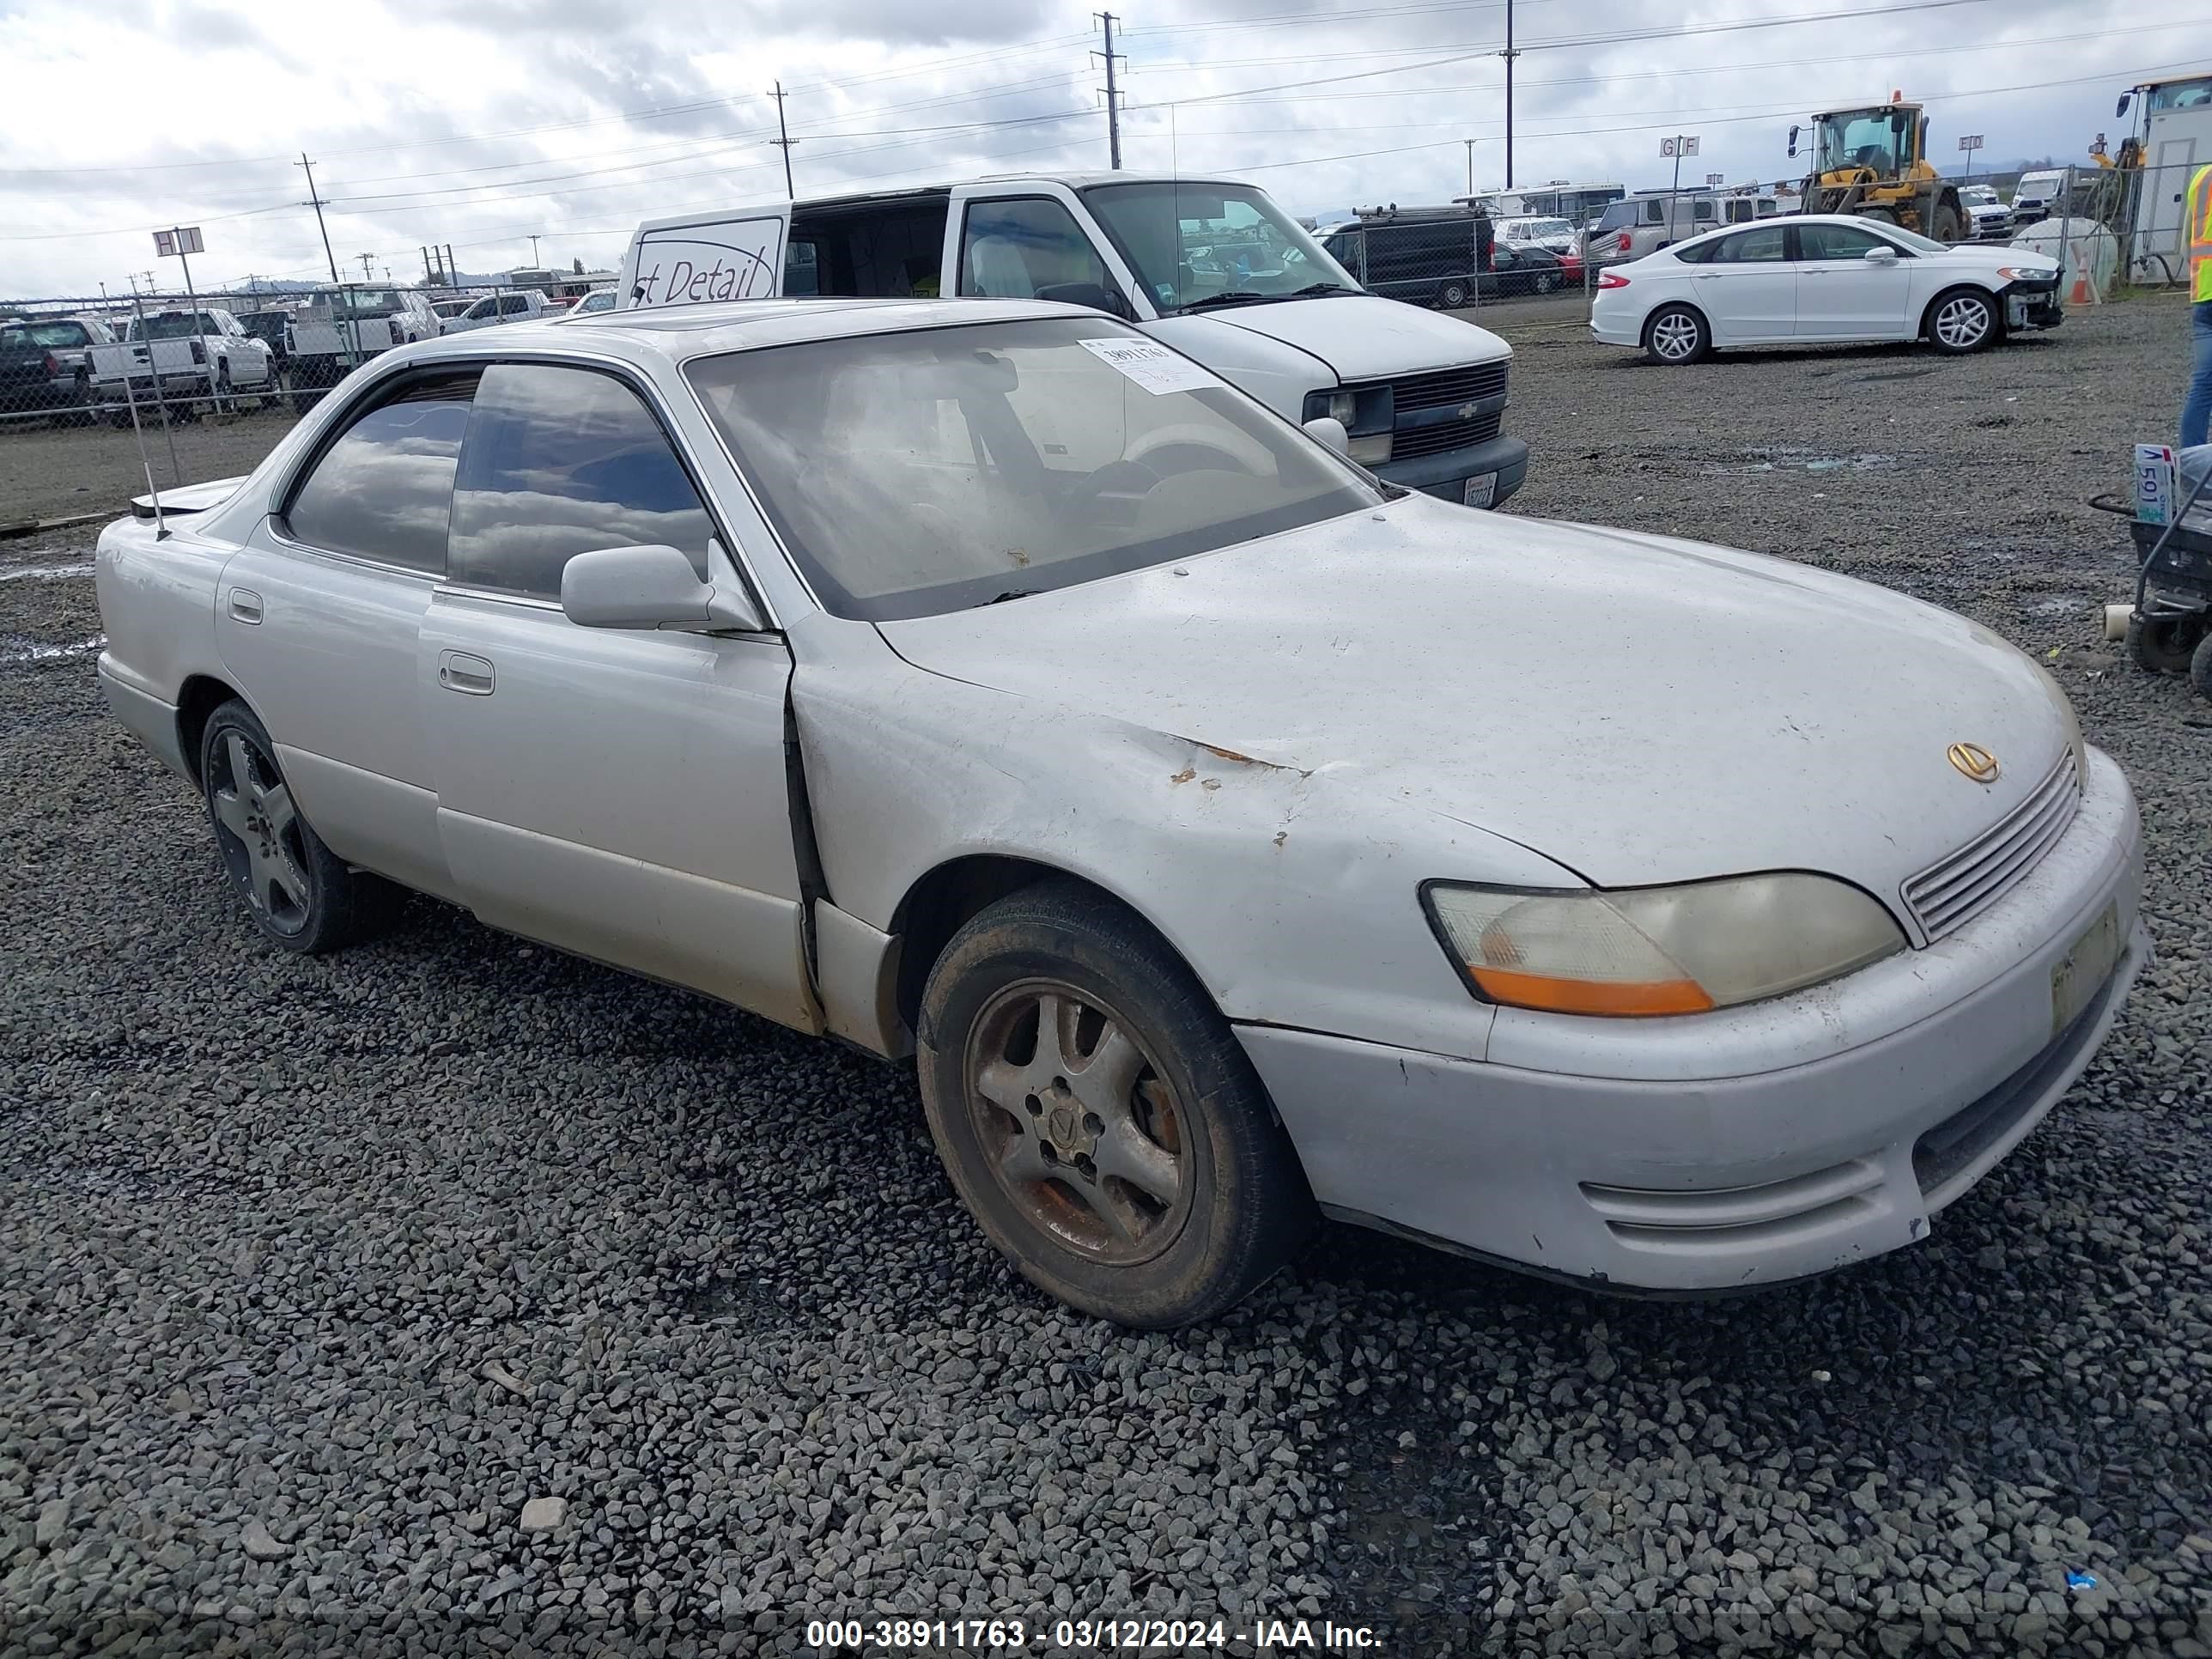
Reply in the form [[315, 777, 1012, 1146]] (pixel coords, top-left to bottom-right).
[[1423, 874, 1905, 1017]]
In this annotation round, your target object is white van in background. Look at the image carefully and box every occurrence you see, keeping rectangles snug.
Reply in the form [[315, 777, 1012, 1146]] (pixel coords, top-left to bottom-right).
[[616, 173, 1529, 509]]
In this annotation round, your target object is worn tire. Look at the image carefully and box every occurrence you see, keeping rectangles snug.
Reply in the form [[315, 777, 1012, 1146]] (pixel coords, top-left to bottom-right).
[[1926, 286, 1997, 354], [199, 701, 379, 955], [1644, 303, 1711, 365], [915, 879, 1316, 1328], [2127, 612, 2201, 676], [1929, 200, 1965, 244], [2191, 632, 2212, 703]]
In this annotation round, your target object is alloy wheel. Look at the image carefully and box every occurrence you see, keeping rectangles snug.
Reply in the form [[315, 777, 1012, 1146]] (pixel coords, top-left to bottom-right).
[[963, 979, 1191, 1266], [209, 731, 312, 936], [1651, 313, 1700, 361], [1934, 295, 1990, 349]]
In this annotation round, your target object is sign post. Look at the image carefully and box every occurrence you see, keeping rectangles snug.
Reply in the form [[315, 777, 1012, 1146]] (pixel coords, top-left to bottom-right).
[[1956, 133, 1984, 184], [153, 226, 217, 411], [1661, 134, 1700, 209]]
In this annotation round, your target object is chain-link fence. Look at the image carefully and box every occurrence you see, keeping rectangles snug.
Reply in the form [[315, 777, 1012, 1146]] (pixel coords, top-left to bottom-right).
[[0, 276, 605, 526]]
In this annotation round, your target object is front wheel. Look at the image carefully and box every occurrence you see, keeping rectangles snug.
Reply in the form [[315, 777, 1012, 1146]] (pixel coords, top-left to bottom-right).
[[2191, 632, 2212, 703], [1927, 288, 1997, 354], [200, 702, 377, 954], [916, 880, 1316, 1328], [1644, 304, 1710, 365]]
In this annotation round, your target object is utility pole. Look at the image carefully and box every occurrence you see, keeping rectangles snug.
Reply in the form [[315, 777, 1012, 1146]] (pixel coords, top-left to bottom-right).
[[298, 155, 344, 290], [1465, 138, 1477, 197], [1095, 13, 1126, 170], [769, 82, 798, 197], [1500, 0, 1518, 188], [528, 234, 542, 267], [358, 252, 375, 282]]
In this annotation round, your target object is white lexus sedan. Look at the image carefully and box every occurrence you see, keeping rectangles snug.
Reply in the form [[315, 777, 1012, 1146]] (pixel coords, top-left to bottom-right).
[[1591, 214, 2063, 364], [94, 298, 2144, 1327]]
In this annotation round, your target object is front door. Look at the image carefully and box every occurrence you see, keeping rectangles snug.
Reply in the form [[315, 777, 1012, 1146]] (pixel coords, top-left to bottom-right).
[[417, 359, 818, 1030], [1792, 221, 1915, 339], [946, 183, 1140, 318]]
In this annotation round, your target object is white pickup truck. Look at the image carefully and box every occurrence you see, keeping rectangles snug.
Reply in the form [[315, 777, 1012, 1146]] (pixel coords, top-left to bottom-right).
[[286, 288, 442, 401], [617, 171, 1530, 509], [88, 309, 276, 424]]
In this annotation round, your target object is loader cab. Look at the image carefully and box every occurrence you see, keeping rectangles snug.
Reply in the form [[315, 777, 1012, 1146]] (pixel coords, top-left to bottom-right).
[[1804, 105, 1920, 179]]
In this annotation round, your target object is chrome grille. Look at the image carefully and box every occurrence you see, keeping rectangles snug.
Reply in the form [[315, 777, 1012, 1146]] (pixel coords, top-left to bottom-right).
[[1392, 408, 1503, 459], [1901, 751, 2079, 941], [1389, 360, 1509, 410]]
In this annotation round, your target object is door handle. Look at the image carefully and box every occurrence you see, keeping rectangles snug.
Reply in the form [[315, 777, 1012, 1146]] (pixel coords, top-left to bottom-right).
[[438, 650, 495, 696], [228, 587, 263, 624]]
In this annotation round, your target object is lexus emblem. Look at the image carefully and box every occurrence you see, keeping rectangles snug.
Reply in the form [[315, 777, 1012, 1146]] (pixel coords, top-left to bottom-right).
[[1947, 742, 2000, 783]]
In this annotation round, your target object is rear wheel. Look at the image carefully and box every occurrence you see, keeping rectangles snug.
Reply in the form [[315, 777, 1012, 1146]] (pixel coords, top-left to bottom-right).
[[1437, 278, 1469, 308], [1926, 287, 1997, 354], [916, 880, 1316, 1328], [1928, 199, 1965, 244], [1533, 268, 1560, 295], [199, 702, 379, 955], [1644, 304, 1710, 365]]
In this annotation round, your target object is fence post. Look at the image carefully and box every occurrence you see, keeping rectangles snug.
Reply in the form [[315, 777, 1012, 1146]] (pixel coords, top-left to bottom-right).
[[126, 289, 185, 493]]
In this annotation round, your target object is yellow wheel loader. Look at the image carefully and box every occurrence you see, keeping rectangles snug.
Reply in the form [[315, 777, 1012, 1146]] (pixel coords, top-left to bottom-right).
[[1789, 96, 1967, 242]]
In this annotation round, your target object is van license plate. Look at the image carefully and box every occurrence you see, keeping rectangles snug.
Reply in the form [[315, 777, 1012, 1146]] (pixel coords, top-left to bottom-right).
[[2050, 902, 2119, 1036], [1463, 474, 1497, 508]]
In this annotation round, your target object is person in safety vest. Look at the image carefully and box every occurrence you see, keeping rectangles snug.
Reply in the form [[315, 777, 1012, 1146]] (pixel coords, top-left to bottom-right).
[[2185, 161, 2212, 448]]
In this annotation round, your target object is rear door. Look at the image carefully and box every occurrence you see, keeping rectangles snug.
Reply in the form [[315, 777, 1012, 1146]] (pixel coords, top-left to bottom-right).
[[1693, 224, 1795, 343], [1792, 222, 1915, 339], [617, 206, 792, 309], [216, 368, 478, 901], [418, 357, 816, 1029]]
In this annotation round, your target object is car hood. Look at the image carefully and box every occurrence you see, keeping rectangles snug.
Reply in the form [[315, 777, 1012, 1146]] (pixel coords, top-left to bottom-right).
[[878, 499, 2069, 915], [1937, 241, 2058, 274], [1192, 294, 1510, 380]]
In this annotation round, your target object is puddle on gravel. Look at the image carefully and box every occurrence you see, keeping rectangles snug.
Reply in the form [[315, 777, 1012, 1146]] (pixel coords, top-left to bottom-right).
[[1715, 447, 1899, 475], [0, 633, 103, 664], [0, 562, 93, 582]]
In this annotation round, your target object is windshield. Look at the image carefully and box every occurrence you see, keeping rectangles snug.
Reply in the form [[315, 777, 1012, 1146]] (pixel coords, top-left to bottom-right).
[[1517, 218, 1573, 239], [685, 318, 1377, 622], [1816, 111, 1902, 174], [130, 313, 216, 340], [1081, 180, 1359, 313], [1960, 185, 1998, 205], [1881, 224, 1952, 254], [3, 321, 88, 348]]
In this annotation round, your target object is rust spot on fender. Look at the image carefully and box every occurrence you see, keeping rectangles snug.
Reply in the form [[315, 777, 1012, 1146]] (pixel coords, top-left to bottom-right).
[[1168, 766, 1196, 785]]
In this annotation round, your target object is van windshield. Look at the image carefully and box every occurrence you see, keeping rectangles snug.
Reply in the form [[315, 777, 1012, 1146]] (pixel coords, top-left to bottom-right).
[[684, 317, 1377, 621], [1081, 181, 1361, 313]]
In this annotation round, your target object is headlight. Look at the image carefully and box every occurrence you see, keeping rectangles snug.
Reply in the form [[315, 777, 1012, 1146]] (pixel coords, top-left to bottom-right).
[[1423, 874, 1906, 1017], [1304, 389, 1356, 428]]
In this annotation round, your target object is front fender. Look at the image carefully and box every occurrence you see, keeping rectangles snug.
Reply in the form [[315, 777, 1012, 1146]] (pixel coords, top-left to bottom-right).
[[786, 613, 1581, 1061]]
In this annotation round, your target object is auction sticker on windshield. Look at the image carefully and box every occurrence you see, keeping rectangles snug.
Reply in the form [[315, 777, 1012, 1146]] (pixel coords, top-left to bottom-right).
[[1077, 336, 1224, 395]]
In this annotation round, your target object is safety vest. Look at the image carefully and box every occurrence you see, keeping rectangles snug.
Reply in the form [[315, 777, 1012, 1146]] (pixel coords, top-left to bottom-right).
[[2192, 161, 2212, 302]]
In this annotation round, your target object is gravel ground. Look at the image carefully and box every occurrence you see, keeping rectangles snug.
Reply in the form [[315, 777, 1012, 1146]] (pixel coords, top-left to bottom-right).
[[0, 404, 300, 526], [3, 292, 2208, 1659]]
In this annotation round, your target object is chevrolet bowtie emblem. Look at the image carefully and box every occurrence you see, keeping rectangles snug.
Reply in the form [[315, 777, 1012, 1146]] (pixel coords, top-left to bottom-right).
[[1458, 401, 1478, 419], [1947, 742, 2000, 783]]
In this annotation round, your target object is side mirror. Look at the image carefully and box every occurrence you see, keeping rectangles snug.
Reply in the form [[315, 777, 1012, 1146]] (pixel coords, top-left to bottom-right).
[[1301, 416, 1349, 457], [1865, 245, 1899, 264], [1034, 281, 1134, 320], [560, 543, 765, 633], [1787, 124, 1800, 158], [2115, 92, 2131, 119]]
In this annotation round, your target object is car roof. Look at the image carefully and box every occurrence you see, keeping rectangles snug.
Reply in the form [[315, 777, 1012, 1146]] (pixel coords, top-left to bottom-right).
[[430, 295, 1097, 362]]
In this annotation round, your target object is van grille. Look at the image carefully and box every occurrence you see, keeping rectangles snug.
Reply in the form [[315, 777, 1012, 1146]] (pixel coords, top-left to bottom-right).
[[1389, 361, 1509, 411], [1371, 361, 1510, 461], [1901, 751, 2079, 941], [1393, 410, 1504, 459]]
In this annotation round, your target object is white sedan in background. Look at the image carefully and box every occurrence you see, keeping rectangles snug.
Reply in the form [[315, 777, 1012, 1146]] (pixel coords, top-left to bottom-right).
[[1591, 215, 2063, 364]]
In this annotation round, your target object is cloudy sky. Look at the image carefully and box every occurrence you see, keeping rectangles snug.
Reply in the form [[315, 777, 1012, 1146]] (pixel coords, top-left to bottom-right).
[[3, 0, 2206, 296]]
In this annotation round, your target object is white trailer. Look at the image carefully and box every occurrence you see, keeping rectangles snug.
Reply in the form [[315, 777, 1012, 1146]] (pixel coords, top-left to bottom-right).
[[2118, 72, 2212, 284]]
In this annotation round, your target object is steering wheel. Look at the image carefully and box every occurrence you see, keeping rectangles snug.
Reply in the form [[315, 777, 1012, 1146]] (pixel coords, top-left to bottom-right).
[[1066, 458, 1164, 516]]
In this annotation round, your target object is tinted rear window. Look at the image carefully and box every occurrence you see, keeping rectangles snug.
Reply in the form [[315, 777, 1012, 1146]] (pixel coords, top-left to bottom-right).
[[284, 373, 480, 574]]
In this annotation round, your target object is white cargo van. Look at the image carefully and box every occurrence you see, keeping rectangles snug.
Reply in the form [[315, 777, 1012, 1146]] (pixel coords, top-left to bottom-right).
[[616, 173, 1528, 508]]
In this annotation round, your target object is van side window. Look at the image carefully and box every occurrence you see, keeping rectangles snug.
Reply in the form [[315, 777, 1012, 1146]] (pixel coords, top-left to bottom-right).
[[788, 204, 945, 298], [1642, 200, 1666, 225], [959, 197, 1123, 310], [1692, 200, 1716, 223]]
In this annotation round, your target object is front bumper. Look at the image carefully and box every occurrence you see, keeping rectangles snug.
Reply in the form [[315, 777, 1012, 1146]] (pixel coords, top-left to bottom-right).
[[1238, 745, 2146, 1291], [1374, 434, 1529, 509], [2004, 280, 2063, 331]]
